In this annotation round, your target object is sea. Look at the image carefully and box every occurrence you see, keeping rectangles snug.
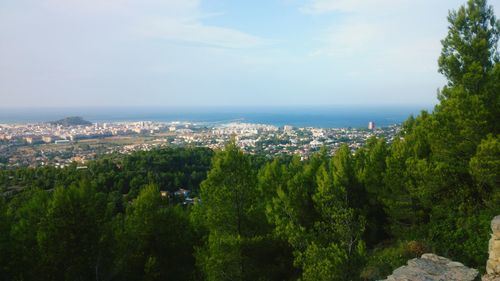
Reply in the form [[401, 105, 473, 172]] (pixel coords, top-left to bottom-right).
[[0, 105, 433, 128]]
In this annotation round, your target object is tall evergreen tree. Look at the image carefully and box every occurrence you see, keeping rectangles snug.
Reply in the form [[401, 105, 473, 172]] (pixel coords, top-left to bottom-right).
[[37, 182, 110, 281], [265, 146, 366, 281], [115, 184, 196, 281], [377, 0, 500, 266], [356, 137, 389, 245], [193, 141, 280, 281], [8, 189, 50, 280], [0, 198, 11, 278]]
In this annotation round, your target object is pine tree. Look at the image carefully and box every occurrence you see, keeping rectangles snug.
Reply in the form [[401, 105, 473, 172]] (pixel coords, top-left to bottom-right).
[[37, 182, 109, 280], [194, 141, 276, 281], [115, 184, 196, 281]]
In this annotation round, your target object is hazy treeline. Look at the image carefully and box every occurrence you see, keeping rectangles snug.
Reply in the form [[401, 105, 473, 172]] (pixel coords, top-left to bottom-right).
[[0, 0, 499, 280], [0, 147, 215, 280], [0, 147, 214, 196]]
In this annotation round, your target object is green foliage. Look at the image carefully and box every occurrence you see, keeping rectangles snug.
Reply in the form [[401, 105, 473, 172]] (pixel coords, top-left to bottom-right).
[[0, 1, 499, 280], [37, 183, 110, 280], [197, 142, 259, 236], [361, 240, 430, 280], [297, 242, 347, 281], [0, 148, 210, 280], [469, 135, 500, 188], [263, 146, 367, 280], [439, 0, 499, 90], [0, 147, 213, 197], [7, 189, 50, 280], [115, 184, 196, 281], [0, 198, 10, 278], [356, 137, 389, 245], [193, 141, 291, 281], [49, 116, 92, 126], [373, 0, 500, 269]]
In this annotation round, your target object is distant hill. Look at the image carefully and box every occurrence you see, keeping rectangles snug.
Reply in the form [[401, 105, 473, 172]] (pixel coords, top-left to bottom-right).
[[49, 116, 92, 126]]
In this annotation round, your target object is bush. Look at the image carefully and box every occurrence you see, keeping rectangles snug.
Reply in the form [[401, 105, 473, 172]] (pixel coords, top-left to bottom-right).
[[361, 240, 430, 281]]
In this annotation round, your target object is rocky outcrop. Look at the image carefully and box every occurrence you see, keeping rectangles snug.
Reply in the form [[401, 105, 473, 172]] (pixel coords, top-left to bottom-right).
[[483, 274, 500, 281], [381, 253, 479, 281], [484, 216, 500, 281], [380, 216, 500, 281]]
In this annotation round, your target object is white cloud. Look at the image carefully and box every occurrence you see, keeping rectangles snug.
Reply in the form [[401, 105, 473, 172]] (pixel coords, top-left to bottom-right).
[[43, 0, 200, 17], [308, 21, 382, 57], [300, 0, 408, 14], [41, 0, 267, 49], [297, 0, 464, 105], [302, 0, 453, 75], [0, 0, 274, 107], [137, 18, 268, 49], [5, 0, 498, 107]]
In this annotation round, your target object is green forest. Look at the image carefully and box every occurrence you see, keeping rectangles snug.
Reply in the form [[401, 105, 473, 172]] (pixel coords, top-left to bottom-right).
[[0, 0, 499, 280]]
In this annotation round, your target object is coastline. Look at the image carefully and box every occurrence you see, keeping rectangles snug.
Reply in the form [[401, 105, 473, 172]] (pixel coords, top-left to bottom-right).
[[0, 105, 432, 128]]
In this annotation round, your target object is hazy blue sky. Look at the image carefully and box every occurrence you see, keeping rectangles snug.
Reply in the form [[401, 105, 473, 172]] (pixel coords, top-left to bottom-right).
[[1, 0, 498, 108]]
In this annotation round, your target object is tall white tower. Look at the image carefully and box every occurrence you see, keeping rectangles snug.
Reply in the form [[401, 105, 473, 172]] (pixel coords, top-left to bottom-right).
[[368, 121, 375, 130]]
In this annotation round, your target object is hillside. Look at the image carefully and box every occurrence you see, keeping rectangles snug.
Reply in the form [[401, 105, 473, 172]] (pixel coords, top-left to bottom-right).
[[49, 116, 92, 126]]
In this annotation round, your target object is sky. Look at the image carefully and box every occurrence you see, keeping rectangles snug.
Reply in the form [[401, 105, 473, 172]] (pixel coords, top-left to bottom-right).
[[1, 0, 499, 108]]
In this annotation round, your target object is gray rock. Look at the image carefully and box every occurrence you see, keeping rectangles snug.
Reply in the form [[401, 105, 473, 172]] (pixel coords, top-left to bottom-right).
[[381, 253, 479, 281], [493, 216, 500, 238], [487, 216, 500, 276], [482, 275, 500, 281], [487, 259, 500, 276]]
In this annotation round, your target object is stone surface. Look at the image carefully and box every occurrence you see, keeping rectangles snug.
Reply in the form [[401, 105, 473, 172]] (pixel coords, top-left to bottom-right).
[[493, 216, 500, 238], [483, 275, 500, 281], [381, 253, 479, 281], [487, 259, 500, 275], [487, 216, 500, 276], [490, 238, 500, 257]]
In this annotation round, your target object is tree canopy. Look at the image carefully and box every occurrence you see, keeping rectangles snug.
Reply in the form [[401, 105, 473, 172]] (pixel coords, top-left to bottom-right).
[[0, 1, 498, 280]]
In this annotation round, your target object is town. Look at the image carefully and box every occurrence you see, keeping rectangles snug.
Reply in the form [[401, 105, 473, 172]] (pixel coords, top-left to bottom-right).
[[0, 119, 400, 168]]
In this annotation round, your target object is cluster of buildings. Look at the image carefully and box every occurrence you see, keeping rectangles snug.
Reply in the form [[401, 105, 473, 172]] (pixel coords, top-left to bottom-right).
[[0, 120, 399, 168], [0, 121, 170, 144]]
